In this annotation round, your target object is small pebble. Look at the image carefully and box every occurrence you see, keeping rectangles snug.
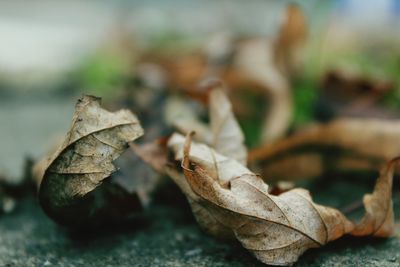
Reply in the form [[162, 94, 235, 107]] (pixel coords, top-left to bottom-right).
[[175, 233, 184, 242], [2, 197, 16, 213]]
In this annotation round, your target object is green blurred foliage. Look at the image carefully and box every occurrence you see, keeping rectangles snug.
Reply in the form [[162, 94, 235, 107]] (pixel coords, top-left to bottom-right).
[[146, 29, 201, 54], [292, 77, 317, 126], [78, 53, 130, 97], [237, 90, 265, 148]]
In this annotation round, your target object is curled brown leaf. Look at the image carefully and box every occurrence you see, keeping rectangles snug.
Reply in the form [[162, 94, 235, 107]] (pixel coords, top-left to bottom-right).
[[351, 157, 398, 237], [37, 95, 144, 227], [167, 133, 397, 266]]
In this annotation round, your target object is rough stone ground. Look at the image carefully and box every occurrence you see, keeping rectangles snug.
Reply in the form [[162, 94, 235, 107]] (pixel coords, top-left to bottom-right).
[[0, 175, 399, 267]]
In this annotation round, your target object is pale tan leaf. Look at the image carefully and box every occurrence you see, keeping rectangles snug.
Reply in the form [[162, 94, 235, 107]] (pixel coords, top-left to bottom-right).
[[164, 95, 212, 145], [38, 95, 144, 227], [134, 133, 236, 240], [209, 88, 247, 165], [250, 118, 400, 162], [166, 88, 247, 164]]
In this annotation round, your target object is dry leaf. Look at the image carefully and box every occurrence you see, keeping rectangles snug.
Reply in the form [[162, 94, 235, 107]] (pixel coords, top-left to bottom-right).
[[250, 118, 400, 181], [132, 134, 235, 239], [166, 87, 247, 165], [37, 95, 144, 227], [167, 133, 239, 240], [350, 157, 398, 237], [138, 87, 247, 238], [135, 87, 246, 240], [168, 133, 397, 266], [233, 38, 291, 145], [274, 4, 307, 77], [209, 88, 247, 165], [164, 95, 212, 145]]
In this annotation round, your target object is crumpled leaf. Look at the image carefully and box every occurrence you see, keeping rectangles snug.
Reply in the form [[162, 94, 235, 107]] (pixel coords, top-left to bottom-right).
[[351, 157, 398, 237], [167, 133, 239, 239], [137, 87, 247, 238], [166, 87, 247, 165], [132, 133, 234, 239], [36, 95, 144, 227], [250, 118, 400, 181], [167, 133, 397, 266]]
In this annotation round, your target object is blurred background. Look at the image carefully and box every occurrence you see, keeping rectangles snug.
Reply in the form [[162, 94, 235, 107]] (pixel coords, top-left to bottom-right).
[[1, 0, 400, 181]]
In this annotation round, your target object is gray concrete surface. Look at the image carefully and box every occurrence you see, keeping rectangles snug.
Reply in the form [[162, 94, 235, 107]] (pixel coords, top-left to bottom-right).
[[0, 93, 76, 180], [0, 168, 398, 266]]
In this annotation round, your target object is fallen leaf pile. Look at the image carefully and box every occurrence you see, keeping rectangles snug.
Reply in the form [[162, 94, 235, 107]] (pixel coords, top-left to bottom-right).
[[30, 85, 399, 265], [131, 89, 398, 265], [139, 4, 307, 145], [25, 4, 400, 266]]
